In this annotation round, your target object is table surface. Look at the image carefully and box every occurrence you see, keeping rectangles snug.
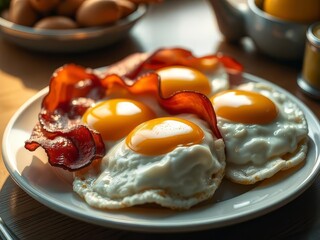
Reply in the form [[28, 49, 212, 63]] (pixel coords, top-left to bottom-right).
[[1, 0, 320, 239]]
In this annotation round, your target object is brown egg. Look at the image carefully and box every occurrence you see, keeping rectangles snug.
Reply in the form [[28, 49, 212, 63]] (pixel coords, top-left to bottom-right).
[[56, 0, 85, 17], [116, 0, 137, 18], [28, 0, 60, 14], [76, 0, 121, 27], [34, 16, 78, 29], [9, 0, 38, 26]]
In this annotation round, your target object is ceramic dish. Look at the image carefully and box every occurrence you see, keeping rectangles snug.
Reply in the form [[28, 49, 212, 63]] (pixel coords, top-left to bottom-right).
[[2, 73, 320, 232], [0, 4, 147, 53]]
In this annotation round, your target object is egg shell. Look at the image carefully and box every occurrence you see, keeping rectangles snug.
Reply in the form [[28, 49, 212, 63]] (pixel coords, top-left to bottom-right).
[[56, 0, 85, 17], [76, 0, 122, 27], [28, 0, 60, 14], [9, 0, 38, 26], [115, 0, 137, 18], [34, 16, 78, 29]]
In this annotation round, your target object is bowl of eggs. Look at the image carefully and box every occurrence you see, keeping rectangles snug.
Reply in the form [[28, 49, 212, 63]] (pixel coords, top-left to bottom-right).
[[0, 0, 148, 52], [210, 0, 320, 60]]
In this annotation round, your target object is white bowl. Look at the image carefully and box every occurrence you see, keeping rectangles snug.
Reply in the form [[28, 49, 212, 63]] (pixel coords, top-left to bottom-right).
[[0, 4, 147, 53]]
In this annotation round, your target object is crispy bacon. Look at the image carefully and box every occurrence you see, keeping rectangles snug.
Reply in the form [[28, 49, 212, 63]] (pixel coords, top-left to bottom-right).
[[43, 64, 105, 114], [25, 124, 105, 170], [124, 48, 243, 79], [158, 92, 222, 139], [25, 64, 107, 171], [25, 47, 241, 171]]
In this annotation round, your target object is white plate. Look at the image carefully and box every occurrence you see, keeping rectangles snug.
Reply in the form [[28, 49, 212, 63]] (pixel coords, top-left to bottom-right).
[[2, 73, 320, 232]]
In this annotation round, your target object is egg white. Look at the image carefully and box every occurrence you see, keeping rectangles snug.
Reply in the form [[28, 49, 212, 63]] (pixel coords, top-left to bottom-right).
[[207, 62, 230, 95], [73, 114, 225, 209], [217, 82, 308, 184]]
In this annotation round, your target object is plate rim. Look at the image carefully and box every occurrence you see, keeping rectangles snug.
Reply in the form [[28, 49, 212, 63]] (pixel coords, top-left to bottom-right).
[[2, 72, 320, 232]]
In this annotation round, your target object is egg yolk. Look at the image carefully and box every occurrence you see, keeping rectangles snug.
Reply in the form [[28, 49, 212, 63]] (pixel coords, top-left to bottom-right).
[[126, 117, 204, 155], [156, 66, 211, 98], [82, 99, 156, 141], [210, 90, 278, 124], [264, 0, 320, 23]]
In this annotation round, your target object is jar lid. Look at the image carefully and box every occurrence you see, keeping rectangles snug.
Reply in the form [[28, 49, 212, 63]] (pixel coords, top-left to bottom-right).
[[307, 22, 320, 47]]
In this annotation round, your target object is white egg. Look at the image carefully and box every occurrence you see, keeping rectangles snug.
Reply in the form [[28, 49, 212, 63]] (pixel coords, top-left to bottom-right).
[[73, 114, 225, 209], [213, 82, 308, 184]]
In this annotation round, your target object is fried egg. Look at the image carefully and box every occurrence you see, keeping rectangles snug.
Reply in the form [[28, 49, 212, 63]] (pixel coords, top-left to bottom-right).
[[156, 64, 229, 98], [82, 98, 156, 147], [73, 114, 225, 209], [210, 82, 308, 184]]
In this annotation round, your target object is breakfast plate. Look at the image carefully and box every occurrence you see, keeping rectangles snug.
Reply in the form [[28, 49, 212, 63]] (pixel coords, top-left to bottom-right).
[[2, 72, 320, 232]]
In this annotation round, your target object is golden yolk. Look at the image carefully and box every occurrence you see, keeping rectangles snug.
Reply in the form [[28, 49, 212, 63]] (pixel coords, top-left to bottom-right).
[[126, 117, 204, 155], [156, 66, 211, 98], [210, 90, 278, 124], [82, 99, 156, 141], [264, 0, 320, 23]]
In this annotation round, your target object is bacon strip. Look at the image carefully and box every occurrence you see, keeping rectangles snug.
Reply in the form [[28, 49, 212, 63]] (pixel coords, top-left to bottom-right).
[[25, 64, 106, 171], [124, 48, 243, 79], [43, 64, 105, 114], [158, 92, 222, 139], [25, 124, 105, 170]]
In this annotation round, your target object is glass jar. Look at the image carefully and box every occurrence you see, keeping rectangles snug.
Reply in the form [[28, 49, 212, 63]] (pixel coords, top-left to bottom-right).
[[297, 22, 320, 99]]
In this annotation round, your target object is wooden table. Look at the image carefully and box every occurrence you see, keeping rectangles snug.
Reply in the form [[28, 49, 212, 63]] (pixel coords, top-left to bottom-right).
[[1, 0, 320, 239]]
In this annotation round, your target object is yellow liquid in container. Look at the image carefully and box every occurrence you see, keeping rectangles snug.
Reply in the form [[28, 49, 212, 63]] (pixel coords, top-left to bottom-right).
[[264, 0, 320, 23], [302, 24, 320, 90], [299, 23, 320, 98]]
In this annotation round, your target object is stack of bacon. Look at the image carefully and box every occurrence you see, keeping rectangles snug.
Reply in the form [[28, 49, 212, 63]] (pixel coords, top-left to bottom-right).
[[25, 48, 242, 171]]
